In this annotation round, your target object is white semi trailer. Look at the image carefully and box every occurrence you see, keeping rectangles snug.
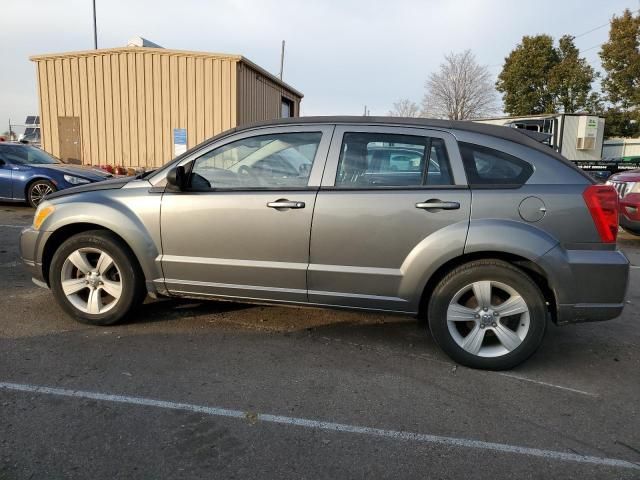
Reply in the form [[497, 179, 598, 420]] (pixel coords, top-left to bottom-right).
[[474, 113, 604, 161]]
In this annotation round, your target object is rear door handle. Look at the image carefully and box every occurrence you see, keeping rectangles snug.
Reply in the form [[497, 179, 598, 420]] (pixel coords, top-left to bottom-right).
[[416, 200, 460, 210], [267, 199, 305, 209]]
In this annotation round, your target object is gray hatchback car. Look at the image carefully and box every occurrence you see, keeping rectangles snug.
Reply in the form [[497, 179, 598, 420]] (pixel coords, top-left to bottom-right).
[[20, 117, 629, 369]]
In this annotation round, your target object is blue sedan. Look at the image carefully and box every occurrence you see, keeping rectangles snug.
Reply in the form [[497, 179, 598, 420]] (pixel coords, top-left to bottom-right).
[[0, 143, 113, 207]]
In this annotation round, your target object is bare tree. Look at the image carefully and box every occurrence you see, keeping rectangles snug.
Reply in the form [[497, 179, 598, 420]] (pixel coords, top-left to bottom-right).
[[388, 98, 421, 117], [422, 50, 498, 120]]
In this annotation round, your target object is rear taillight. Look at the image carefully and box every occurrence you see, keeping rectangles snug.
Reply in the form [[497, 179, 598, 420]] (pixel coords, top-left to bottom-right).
[[583, 185, 619, 243]]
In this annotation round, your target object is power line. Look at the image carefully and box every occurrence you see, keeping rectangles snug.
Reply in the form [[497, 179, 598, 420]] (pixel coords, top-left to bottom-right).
[[575, 9, 640, 56], [92, 0, 98, 49], [582, 43, 603, 53], [487, 8, 635, 73], [573, 21, 610, 39], [572, 8, 638, 43], [574, 22, 610, 39]]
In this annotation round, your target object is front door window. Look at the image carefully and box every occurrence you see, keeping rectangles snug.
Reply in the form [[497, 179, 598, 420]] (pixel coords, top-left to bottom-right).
[[189, 132, 322, 190]]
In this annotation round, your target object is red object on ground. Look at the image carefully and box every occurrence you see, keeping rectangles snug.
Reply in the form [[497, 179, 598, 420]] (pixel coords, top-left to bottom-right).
[[97, 164, 115, 174]]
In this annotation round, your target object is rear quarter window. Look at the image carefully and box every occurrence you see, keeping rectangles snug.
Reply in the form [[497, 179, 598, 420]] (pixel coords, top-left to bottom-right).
[[459, 142, 533, 186]]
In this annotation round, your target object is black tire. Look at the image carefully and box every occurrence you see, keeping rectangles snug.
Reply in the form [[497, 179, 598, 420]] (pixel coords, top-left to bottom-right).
[[27, 180, 56, 208], [622, 227, 640, 237], [49, 230, 146, 326], [427, 259, 547, 370]]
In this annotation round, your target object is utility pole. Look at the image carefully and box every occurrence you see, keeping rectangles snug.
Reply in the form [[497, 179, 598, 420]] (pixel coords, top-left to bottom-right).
[[279, 40, 285, 80], [8, 119, 12, 140], [92, 0, 98, 49]]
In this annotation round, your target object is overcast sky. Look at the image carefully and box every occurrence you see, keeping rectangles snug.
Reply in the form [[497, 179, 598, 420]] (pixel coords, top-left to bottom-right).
[[0, 0, 634, 133]]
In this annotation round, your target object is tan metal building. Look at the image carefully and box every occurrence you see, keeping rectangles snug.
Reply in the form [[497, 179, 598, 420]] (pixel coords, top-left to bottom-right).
[[30, 47, 303, 168]]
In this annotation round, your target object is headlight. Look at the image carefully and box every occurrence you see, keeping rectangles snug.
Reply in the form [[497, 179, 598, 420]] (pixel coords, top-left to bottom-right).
[[64, 175, 91, 185], [33, 204, 55, 230], [629, 182, 639, 194]]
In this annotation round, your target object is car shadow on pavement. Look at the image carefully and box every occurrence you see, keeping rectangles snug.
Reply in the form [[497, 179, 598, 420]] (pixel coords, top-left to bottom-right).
[[128, 296, 638, 382], [0, 201, 32, 209], [129, 296, 441, 359], [132, 297, 252, 324]]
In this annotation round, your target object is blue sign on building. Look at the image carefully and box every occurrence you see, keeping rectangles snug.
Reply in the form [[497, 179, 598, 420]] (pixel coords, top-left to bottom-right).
[[173, 128, 187, 155]]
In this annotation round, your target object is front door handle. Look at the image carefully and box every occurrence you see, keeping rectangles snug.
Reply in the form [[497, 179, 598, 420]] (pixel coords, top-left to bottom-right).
[[267, 199, 305, 209], [416, 199, 460, 210]]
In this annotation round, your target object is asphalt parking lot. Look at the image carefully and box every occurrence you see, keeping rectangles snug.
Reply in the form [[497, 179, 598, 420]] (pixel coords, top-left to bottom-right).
[[1, 202, 639, 479]]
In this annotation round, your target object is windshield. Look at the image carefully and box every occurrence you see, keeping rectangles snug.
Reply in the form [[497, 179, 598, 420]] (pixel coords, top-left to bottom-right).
[[0, 145, 61, 165]]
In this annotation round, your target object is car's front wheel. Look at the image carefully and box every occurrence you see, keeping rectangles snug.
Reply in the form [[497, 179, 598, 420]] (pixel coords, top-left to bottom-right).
[[27, 180, 56, 208], [428, 259, 547, 370], [49, 230, 145, 325]]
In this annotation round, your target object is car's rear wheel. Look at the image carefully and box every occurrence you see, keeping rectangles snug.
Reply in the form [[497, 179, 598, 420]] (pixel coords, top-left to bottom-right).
[[27, 180, 56, 208], [49, 230, 145, 325], [427, 259, 547, 370]]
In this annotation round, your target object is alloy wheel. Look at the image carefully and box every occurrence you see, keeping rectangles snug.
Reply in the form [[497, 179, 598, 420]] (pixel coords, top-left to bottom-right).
[[446, 280, 530, 358], [60, 247, 123, 315], [30, 183, 54, 206]]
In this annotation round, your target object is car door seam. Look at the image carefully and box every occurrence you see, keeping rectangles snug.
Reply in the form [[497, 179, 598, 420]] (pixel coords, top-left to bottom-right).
[[307, 125, 336, 302]]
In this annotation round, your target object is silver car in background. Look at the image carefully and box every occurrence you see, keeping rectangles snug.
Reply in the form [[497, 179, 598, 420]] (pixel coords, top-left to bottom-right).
[[19, 117, 629, 369]]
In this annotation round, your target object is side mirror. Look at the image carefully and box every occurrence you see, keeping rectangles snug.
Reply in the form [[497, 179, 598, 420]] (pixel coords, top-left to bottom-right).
[[166, 165, 186, 190]]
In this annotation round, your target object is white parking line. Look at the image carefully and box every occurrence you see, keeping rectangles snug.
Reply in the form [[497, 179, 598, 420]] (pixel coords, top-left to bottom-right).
[[0, 224, 29, 229], [319, 336, 599, 397], [1, 381, 637, 471], [496, 373, 598, 397]]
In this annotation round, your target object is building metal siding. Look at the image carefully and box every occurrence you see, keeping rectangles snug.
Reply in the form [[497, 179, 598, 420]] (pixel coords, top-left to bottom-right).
[[31, 47, 302, 168], [236, 61, 300, 125]]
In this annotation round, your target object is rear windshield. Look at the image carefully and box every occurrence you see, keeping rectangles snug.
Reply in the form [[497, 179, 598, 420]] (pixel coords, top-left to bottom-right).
[[459, 142, 533, 186]]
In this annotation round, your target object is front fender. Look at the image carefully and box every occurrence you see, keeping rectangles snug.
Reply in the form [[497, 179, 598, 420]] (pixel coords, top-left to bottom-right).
[[16, 173, 54, 201], [39, 190, 162, 284]]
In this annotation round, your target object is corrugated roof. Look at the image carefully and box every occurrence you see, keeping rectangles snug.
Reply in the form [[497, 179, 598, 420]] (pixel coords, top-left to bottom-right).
[[29, 46, 242, 61], [29, 46, 303, 98]]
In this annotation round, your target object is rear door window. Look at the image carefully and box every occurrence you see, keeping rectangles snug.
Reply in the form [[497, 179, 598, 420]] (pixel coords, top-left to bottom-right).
[[335, 133, 452, 188], [459, 142, 533, 186], [427, 139, 453, 185]]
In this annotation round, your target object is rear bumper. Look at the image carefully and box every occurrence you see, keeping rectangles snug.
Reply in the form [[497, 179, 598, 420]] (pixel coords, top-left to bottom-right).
[[538, 245, 629, 325], [556, 303, 625, 324], [19, 227, 49, 284]]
